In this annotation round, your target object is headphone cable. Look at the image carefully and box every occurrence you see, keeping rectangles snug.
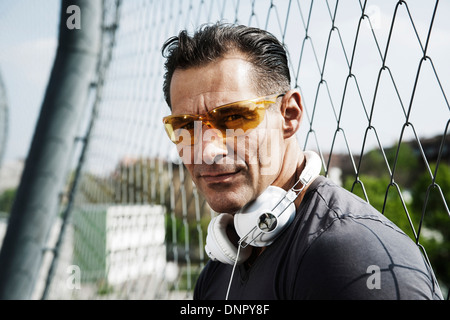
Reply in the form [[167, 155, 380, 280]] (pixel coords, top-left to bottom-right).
[[225, 244, 241, 300]]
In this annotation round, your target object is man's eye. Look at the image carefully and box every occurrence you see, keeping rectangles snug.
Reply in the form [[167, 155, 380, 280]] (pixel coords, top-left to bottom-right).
[[181, 121, 194, 130], [223, 114, 244, 122]]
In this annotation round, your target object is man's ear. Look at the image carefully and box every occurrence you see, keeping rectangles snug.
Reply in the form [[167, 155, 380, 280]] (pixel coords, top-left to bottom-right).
[[280, 89, 303, 139]]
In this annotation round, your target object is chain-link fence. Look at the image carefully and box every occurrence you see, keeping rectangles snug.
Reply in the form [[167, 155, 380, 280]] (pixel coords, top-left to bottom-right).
[[0, 0, 448, 300]]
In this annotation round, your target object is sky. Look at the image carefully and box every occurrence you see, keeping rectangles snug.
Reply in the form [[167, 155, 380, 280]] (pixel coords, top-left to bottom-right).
[[0, 0, 449, 164], [0, 0, 60, 162]]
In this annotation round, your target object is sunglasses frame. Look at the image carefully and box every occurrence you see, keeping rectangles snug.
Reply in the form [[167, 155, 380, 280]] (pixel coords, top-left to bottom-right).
[[162, 92, 286, 145]]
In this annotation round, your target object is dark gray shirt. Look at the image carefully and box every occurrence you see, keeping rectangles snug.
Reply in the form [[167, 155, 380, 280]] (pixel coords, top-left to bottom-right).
[[194, 176, 443, 300]]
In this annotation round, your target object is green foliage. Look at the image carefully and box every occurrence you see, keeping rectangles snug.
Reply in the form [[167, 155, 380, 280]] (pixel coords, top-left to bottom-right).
[[386, 142, 420, 186], [411, 163, 450, 289], [165, 213, 210, 262], [345, 175, 417, 239], [0, 188, 16, 214], [358, 142, 420, 186]]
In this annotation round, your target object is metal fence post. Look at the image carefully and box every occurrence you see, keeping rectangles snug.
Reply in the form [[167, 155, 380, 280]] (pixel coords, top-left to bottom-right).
[[0, 0, 102, 299]]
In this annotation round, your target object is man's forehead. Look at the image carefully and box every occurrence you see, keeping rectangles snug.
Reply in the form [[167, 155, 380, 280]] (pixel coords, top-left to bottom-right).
[[170, 55, 257, 114]]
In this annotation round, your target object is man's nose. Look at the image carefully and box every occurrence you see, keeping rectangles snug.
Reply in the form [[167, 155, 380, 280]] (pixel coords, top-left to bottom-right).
[[197, 126, 228, 164]]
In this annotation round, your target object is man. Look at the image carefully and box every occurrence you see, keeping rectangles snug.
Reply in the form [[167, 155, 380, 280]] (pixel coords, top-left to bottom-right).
[[161, 22, 443, 299]]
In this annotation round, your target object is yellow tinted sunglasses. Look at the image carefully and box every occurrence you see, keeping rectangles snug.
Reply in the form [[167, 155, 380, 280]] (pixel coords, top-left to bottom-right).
[[162, 93, 285, 145]]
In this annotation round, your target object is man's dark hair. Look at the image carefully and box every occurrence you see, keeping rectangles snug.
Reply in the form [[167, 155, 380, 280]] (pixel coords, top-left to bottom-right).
[[161, 22, 291, 108]]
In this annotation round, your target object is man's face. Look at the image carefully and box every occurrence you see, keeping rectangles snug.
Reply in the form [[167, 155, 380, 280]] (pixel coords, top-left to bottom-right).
[[169, 53, 285, 213]]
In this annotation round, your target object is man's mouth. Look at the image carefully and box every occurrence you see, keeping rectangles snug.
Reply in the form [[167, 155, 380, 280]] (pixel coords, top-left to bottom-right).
[[200, 170, 241, 184]]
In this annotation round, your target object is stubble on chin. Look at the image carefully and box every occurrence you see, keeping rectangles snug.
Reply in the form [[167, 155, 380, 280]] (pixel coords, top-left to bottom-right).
[[200, 182, 251, 214]]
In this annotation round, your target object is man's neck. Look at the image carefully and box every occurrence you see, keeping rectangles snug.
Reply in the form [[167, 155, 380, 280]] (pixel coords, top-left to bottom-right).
[[270, 138, 304, 192], [245, 140, 315, 268]]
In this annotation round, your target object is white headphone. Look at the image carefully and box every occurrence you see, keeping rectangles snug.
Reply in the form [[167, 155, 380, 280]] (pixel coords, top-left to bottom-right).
[[205, 150, 322, 265]]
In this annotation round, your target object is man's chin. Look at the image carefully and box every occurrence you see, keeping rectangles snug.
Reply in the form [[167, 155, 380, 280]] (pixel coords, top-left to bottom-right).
[[197, 181, 249, 213], [206, 197, 245, 214]]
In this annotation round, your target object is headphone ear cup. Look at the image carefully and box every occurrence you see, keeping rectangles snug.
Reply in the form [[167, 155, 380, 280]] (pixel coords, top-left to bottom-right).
[[205, 213, 252, 265], [234, 186, 296, 247]]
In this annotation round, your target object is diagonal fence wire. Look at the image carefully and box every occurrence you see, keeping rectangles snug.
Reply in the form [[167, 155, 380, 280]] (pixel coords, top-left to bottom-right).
[[35, 0, 449, 299]]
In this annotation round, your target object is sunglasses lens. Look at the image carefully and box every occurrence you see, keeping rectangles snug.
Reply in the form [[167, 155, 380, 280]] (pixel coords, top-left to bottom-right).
[[164, 116, 196, 145], [163, 100, 270, 145], [211, 103, 265, 132]]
